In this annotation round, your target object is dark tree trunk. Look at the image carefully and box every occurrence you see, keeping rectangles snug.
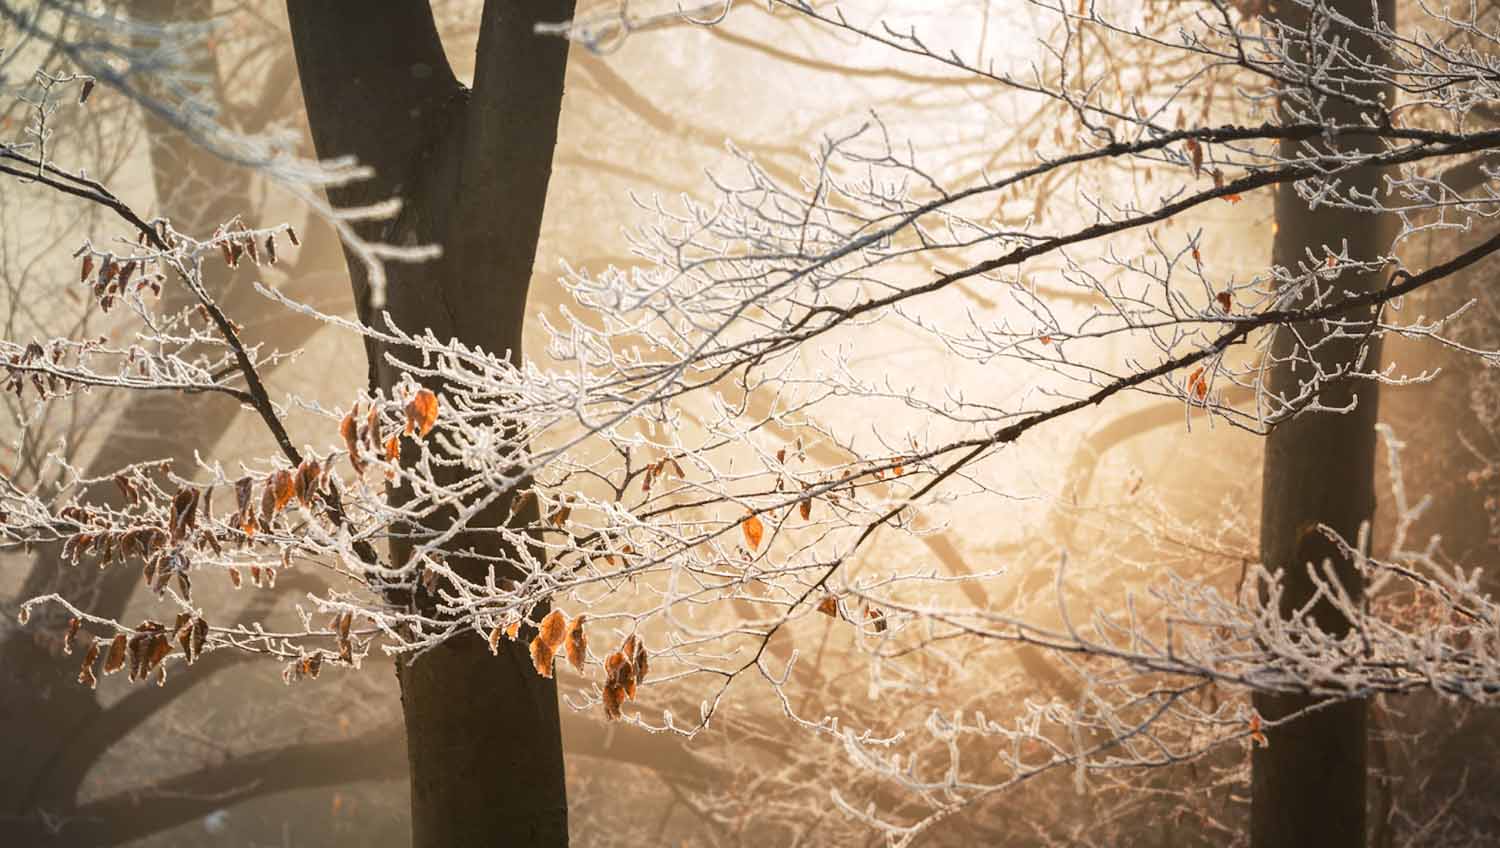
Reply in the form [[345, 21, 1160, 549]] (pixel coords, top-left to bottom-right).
[[288, 2, 575, 844], [1251, 1, 1395, 846]]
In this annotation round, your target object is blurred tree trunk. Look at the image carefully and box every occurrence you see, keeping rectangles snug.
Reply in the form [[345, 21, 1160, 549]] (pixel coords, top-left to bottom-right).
[[287, 2, 574, 845], [1251, 1, 1395, 846], [0, 1, 346, 837]]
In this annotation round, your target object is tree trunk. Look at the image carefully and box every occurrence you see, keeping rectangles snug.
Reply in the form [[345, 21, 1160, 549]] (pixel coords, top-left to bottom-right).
[[288, 2, 575, 844], [1251, 2, 1395, 846]]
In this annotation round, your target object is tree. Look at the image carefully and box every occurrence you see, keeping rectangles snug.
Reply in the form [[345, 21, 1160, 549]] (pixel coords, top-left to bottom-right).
[[11, 1, 1500, 845], [1252, 0, 1393, 844], [285, 3, 576, 844]]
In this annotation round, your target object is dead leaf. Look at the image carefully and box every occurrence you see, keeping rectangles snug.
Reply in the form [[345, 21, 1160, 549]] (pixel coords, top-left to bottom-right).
[[406, 389, 439, 438], [741, 512, 765, 551], [565, 615, 587, 672]]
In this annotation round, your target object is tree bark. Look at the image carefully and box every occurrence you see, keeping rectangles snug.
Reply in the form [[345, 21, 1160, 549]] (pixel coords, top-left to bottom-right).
[[288, 2, 576, 844], [1251, 2, 1395, 846]]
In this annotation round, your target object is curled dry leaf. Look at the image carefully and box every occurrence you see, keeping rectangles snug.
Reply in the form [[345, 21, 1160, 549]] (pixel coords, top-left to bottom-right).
[[602, 680, 625, 720], [102, 633, 128, 675], [817, 596, 839, 618], [865, 607, 888, 633], [529, 610, 569, 677], [529, 638, 556, 678], [799, 498, 812, 521], [340, 407, 365, 474], [293, 458, 322, 507], [605, 650, 634, 700], [63, 617, 81, 655], [234, 477, 256, 535], [77, 637, 99, 689], [741, 512, 765, 551], [537, 610, 567, 652], [565, 614, 588, 673], [406, 389, 439, 438], [632, 638, 649, 686], [1185, 137, 1203, 178], [1187, 367, 1209, 402], [272, 470, 295, 512]]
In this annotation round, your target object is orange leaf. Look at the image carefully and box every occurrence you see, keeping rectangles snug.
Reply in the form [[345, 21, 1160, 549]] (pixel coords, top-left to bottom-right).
[[1222, 193, 1242, 204], [741, 512, 765, 551], [340, 407, 364, 474], [406, 389, 439, 438], [799, 498, 812, 521], [602, 682, 625, 720], [383, 434, 401, 463], [537, 609, 567, 652], [565, 614, 588, 672], [270, 470, 295, 513], [1187, 367, 1209, 401], [528, 638, 555, 677], [817, 596, 839, 618]]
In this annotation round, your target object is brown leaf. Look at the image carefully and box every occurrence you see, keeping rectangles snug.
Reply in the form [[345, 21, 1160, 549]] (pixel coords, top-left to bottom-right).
[[383, 434, 401, 463], [406, 389, 439, 438], [77, 637, 100, 689], [605, 650, 633, 695], [191, 617, 208, 662], [537, 609, 567, 652], [340, 407, 365, 474], [529, 638, 556, 678], [799, 498, 812, 521], [548, 495, 574, 528], [817, 596, 839, 618], [1216, 291, 1233, 312], [741, 512, 765, 551], [565, 614, 588, 672], [865, 607, 888, 633], [294, 459, 322, 507], [632, 639, 649, 687], [1185, 138, 1203, 178], [103, 634, 128, 675], [603, 682, 625, 720], [63, 617, 81, 655], [234, 477, 255, 535]]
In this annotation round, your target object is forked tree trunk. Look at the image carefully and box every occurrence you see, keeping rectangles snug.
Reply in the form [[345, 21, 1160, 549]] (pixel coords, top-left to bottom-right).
[[288, 2, 575, 844], [1252, 1, 1395, 845]]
